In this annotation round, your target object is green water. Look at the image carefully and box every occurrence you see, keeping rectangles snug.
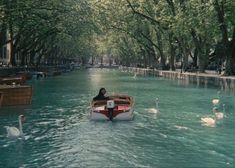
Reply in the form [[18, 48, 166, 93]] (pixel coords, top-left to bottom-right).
[[0, 69, 235, 168]]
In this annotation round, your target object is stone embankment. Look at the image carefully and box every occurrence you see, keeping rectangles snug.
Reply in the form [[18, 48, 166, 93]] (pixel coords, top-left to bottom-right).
[[119, 66, 235, 92], [0, 65, 72, 77]]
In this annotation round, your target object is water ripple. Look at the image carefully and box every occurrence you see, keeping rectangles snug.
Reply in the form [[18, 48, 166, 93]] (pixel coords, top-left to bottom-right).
[[0, 70, 235, 168]]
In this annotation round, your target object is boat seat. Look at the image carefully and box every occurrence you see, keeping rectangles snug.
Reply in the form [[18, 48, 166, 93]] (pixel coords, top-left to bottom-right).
[[92, 100, 107, 106]]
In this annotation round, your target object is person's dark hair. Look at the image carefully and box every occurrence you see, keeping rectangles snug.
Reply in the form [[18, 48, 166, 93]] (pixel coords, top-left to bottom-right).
[[98, 88, 106, 95]]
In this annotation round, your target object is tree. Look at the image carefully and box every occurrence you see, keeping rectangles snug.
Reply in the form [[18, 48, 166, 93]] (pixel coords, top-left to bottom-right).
[[0, 0, 97, 66]]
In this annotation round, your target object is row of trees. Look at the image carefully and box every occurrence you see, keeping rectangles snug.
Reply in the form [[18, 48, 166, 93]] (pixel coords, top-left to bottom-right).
[[92, 0, 235, 75], [0, 0, 234, 75], [0, 0, 97, 66]]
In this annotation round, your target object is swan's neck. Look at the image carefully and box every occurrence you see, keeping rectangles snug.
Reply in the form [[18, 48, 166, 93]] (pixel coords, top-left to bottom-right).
[[217, 91, 220, 99], [18, 118, 23, 135], [223, 105, 225, 113], [156, 101, 159, 109]]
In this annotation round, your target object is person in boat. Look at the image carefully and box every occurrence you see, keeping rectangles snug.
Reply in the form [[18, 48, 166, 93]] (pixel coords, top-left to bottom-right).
[[93, 88, 109, 101]]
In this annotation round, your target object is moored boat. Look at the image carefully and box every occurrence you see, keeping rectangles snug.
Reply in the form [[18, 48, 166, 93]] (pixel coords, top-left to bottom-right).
[[90, 94, 134, 121], [0, 76, 26, 85], [0, 85, 32, 106]]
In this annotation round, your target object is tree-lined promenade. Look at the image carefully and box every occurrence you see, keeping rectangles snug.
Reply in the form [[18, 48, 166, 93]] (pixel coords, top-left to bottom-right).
[[0, 0, 234, 75]]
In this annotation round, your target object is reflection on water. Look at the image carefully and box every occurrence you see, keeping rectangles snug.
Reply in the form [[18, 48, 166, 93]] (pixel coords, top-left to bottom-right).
[[0, 69, 235, 167], [120, 67, 235, 94]]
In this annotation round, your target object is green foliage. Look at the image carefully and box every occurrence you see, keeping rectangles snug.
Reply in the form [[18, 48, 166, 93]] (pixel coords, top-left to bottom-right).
[[1, 0, 234, 73], [0, 0, 97, 65], [89, 0, 234, 73]]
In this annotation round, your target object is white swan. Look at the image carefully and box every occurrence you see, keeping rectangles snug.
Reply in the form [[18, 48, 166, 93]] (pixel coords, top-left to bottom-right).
[[201, 117, 216, 127], [201, 104, 225, 127], [212, 98, 219, 106], [147, 98, 159, 114], [213, 104, 225, 119], [132, 73, 137, 79], [5, 115, 25, 138], [212, 91, 221, 106]]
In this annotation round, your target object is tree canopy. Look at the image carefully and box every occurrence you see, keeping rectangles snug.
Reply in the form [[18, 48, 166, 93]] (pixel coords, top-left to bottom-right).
[[0, 0, 234, 75]]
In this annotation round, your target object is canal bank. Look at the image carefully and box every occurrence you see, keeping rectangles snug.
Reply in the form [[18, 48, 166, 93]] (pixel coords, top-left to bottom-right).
[[119, 66, 235, 92], [0, 65, 76, 77]]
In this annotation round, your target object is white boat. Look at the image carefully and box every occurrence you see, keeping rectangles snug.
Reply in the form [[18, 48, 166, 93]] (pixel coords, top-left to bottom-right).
[[90, 94, 134, 121]]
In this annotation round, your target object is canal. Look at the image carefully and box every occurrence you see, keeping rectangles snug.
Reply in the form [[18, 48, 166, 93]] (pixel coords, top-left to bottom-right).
[[0, 69, 235, 167]]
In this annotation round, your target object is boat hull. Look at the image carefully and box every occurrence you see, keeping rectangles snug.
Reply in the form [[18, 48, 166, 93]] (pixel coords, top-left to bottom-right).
[[0, 85, 32, 106], [90, 108, 134, 121], [90, 95, 134, 121]]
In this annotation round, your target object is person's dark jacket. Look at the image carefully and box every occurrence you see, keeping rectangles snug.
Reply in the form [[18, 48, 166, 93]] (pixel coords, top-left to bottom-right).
[[93, 94, 109, 101], [93, 89, 109, 101]]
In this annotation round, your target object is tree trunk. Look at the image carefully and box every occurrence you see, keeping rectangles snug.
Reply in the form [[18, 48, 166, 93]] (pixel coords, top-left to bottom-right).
[[192, 48, 198, 67], [9, 23, 16, 66], [191, 30, 206, 72], [20, 50, 26, 66], [0, 23, 7, 59], [169, 33, 176, 71], [214, 0, 232, 75], [156, 32, 166, 69], [229, 27, 235, 75]]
